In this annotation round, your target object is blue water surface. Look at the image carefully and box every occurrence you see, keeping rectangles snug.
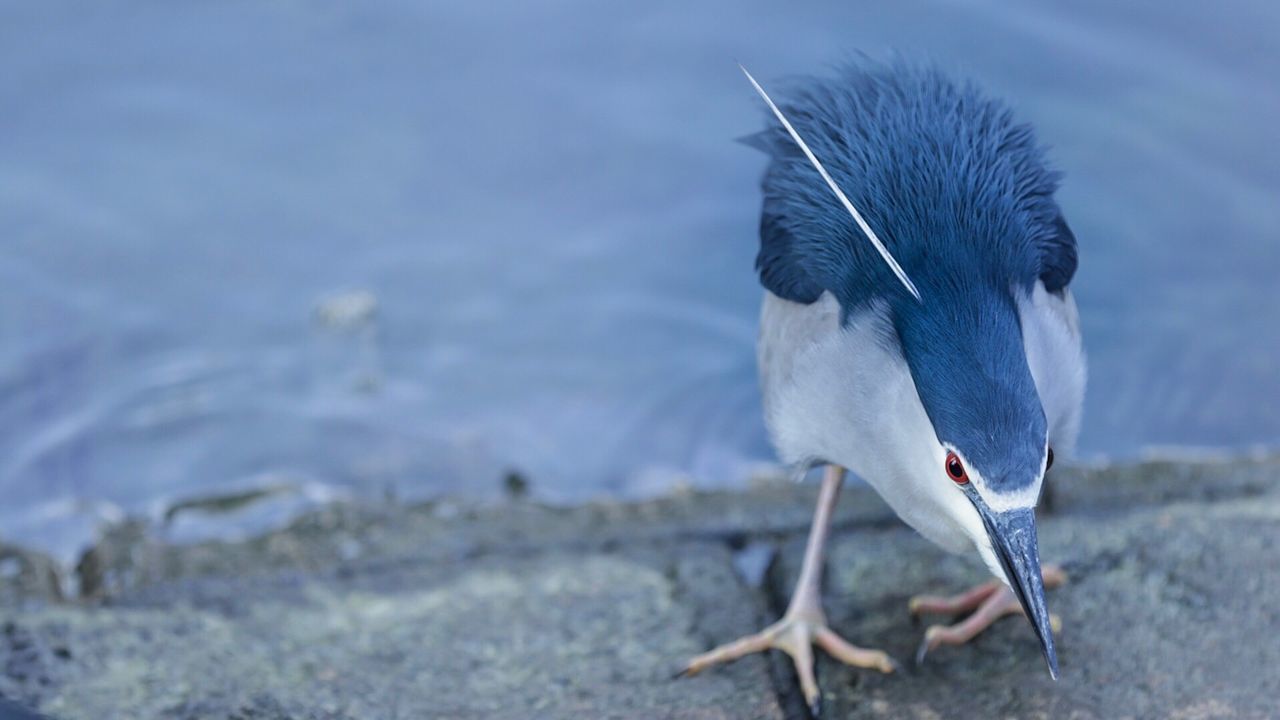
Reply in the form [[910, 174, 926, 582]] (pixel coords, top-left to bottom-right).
[[2, 1, 1278, 558]]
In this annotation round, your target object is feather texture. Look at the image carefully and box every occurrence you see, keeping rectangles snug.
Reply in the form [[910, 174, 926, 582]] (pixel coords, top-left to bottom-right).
[[747, 59, 1081, 495], [748, 59, 1077, 309]]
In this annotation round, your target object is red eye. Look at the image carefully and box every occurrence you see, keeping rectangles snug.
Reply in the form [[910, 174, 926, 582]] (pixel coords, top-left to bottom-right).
[[1046, 447, 1055, 471], [945, 451, 968, 484]]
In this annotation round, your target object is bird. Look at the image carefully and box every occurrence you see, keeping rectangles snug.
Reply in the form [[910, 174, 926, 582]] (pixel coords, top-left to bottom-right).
[[678, 60, 1085, 715]]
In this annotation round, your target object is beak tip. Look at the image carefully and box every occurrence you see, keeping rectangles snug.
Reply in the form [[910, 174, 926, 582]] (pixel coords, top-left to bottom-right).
[[1043, 642, 1060, 680], [982, 506, 1060, 682]]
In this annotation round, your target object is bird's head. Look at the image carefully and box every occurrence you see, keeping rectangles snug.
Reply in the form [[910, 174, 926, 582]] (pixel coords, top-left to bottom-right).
[[895, 279, 1058, 679]]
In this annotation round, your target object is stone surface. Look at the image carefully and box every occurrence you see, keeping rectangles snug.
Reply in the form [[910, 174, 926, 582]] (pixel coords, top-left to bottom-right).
[[3, 546, 784, 720], [5, 545, 792, 719], [1, 455, 1278, 719], [0, 545, 62, 608], [785, 488, 1280, 719]]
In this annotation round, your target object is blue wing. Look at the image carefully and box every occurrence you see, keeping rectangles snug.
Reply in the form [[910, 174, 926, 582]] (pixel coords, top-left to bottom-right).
[[746, 61, 1076, 307], [1039, 211, 1078, 294], [757, 199, 1079, 303], [755, 196, 826, 303]]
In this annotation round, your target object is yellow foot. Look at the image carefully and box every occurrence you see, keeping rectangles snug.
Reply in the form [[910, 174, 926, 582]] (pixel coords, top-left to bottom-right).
[[679, 611, 897, 716], [908, 564, 1067, 664]]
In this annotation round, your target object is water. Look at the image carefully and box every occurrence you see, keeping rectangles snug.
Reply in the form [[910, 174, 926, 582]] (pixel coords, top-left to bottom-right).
[[3, 1, 1278, 559]]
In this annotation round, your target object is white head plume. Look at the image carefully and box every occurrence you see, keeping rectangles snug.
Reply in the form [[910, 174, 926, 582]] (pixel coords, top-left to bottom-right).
[[739, 64, 922, 303]]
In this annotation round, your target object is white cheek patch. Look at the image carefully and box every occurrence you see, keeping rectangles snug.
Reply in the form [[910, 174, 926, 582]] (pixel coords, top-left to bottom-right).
[[946, 445, 1046, 513], [977, 479, 1042, 513]]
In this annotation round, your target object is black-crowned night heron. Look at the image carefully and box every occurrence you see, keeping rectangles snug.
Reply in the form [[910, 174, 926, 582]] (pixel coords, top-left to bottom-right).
[[679, 61, 1084, 715]]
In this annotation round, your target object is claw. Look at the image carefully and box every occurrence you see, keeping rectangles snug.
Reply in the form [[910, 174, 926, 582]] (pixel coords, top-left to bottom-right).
[[678, 615, 894, 718], [914, 627, 939, 667], [910, 564, 1066, 666], [907, 596, 924, 618], [679, 465, 894, 714]]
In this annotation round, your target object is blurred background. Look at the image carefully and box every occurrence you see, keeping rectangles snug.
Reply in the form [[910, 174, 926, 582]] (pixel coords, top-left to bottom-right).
[[2, 0, 1277, 562]]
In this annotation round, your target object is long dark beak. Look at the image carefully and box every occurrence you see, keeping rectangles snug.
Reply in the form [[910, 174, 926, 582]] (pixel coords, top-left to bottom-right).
[[980, 506, 1058, 679]]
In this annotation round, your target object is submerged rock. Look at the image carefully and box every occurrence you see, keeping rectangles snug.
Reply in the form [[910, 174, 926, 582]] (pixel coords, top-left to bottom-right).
[[312, 291, 378, 330]]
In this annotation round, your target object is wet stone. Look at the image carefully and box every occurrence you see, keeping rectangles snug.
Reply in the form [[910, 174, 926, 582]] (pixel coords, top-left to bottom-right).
[[774, 470, 1280, 719], [0, 456, 1277, 718], [1, 548, 782, 720]]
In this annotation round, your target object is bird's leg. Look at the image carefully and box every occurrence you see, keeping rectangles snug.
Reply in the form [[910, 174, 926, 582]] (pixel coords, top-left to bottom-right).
[[679, 465, 896, 715], [909, 564, 1067, 664]]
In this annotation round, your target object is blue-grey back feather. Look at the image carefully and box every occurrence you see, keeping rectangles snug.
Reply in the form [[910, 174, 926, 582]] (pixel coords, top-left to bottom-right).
[[749, 59, 1076, 491], [749, 60, 1076, 307]]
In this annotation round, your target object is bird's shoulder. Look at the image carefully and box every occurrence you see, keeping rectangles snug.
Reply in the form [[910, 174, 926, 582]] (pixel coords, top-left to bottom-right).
[[748, 61, 1079, 307], [1019, 282, 1086, 454]]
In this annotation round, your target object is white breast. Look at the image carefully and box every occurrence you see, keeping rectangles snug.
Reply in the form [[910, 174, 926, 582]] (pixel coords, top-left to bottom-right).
[[757, 282, 1086, 555], [758, 291, 976, 553]]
